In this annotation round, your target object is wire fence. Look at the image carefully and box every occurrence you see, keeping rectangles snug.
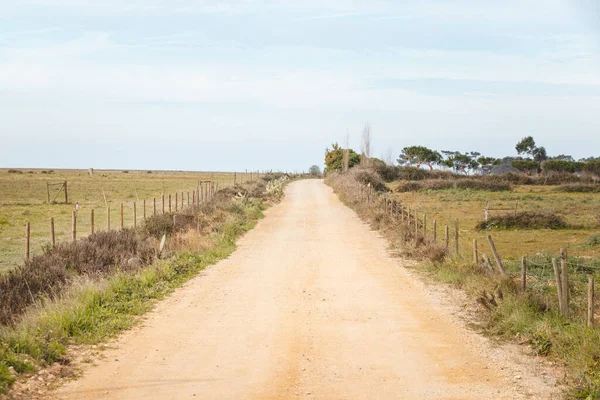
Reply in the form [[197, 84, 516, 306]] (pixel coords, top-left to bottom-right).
[[332, 177, 599, 327]]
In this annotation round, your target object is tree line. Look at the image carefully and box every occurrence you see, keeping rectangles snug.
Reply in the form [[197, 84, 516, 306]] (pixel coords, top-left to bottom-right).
[[325, 135, 600, 177]]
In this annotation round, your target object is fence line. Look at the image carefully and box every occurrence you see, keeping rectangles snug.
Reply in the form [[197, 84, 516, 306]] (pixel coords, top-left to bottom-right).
[[340, 179, 598, 327]]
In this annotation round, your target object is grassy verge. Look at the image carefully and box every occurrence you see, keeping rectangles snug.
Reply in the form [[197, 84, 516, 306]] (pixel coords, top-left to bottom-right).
[[0, 198, 265, 395], [418, 257, 600, 399], [327, 170, 600, 399]]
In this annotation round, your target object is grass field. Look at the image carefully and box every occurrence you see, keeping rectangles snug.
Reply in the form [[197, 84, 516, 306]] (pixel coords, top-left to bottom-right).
[[0, 168, 257, 271], [389, 183, 600, 261]]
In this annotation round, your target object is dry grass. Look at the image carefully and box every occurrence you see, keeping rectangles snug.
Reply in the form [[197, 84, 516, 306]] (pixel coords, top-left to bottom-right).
[[388, 183, 600, 260], [0, 168, 257, 271], [326, 171, 447, 263]]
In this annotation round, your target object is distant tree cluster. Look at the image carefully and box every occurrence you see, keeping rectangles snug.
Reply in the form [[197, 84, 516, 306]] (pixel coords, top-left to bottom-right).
[[324, 131, 598, 178], [393, 136, 599, 177], [324, 143, 361, 173]]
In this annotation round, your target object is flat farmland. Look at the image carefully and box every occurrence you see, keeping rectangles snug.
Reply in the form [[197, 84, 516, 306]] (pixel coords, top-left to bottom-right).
[[0, 169, 255, 271], [389, 184, 600, 261]]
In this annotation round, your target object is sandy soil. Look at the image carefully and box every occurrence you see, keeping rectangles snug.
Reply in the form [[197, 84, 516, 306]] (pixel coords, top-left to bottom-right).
[[53, 179, 560, 400]]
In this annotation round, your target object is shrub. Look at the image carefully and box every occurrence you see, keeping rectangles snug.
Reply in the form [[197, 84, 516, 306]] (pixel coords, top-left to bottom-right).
[[143, 214, 175, 239], [556, 183, 600, 193], [542, 160, 585, 174], [394, 166, 431, 181], [476, 212, 567, 230], [352, 169, 388, 192], [394, 181, 424, 192], [395, 179, 511, 192], [373, 164, 399, 182], [454, 179, 511, 191], [7, 170, 22, 174], [0, 230, 155, 325], [261, 172, 286, 182]]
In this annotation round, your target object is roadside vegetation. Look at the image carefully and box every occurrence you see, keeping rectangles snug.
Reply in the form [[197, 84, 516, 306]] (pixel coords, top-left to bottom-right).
[[0, 174, 288, 395], [325, 131, 600, 398], [0, 169, 262, 271]]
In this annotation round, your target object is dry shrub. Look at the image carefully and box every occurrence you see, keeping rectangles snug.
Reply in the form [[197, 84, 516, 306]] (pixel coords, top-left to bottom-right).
[[476, 212, 567, 230], [351, 168, 388, 192], [556, 183, 600, 193], [454, 179, 511, 191], [7, 169, 22, 174], [0, 229, 155, 325], [170, 229, 214, 252], [395, 179, 510, 192], [143, 214, 175, 239], [395, 181, 425, 192]]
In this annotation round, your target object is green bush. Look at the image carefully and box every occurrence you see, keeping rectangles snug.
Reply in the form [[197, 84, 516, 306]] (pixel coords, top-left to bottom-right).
[[476, 212, 567, 230]]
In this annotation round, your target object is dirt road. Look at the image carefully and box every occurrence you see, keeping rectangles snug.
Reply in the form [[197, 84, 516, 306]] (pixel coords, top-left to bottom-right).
[[56, 180, 557, 400]]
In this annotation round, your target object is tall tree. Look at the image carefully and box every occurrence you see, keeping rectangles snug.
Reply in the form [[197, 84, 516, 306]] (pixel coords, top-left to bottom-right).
[[397, 146, 441, 170], [441, 151, 479, 174], [360, 123, 372, 167], [324, 143, 361, 172]]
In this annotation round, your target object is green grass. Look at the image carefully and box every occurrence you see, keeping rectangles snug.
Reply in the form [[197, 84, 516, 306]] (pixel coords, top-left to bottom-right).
[[0, 168, 259, 271], [0, 198, 264, 394], [418, 258, 600, 399]]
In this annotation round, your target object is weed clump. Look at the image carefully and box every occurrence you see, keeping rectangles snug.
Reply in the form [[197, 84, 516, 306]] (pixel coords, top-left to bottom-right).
[[476, 212, 567, 230]]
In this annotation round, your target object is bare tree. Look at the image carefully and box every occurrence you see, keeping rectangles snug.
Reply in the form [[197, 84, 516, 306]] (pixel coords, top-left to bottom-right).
[[383, 147, 394, 166], [360, 123, 372, 167]]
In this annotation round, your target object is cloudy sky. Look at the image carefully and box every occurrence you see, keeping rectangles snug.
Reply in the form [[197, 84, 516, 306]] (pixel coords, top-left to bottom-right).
[[1, 1, 599, 171]]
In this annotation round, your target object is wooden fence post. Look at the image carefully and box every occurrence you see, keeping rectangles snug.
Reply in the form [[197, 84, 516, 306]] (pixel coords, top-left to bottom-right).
[[187, 192, 190, 207], [181, 191, 184, 209], [433, 220, 437, 242], [46, 182, 50, 203], [234, 172, 237, 185], [72, 210, 76, 241], [120, 203, 124, 230], [153, 198, 156, 216], [414, 212, 418, 240], [521, 257, 526, 292], [64, 180, 68, 204], [454, 219, 459, 255], [50, 217, 55, 249], [175, 193, 178, 212], [552, 258, 563, 313], [133, 202, 137, 229], [444, 225, 449, 250], [423, 214, 427, 237], [193, 190, 196, 205], [25, 222, 30, 262], [162, 194, 165, 214], [472, 239, 478, 265], [487, 235, 507, 275], [588, 275, 595, 328], [107, 207, 111, 230], [169, 194, 172, 213], [91, 209, 94, 235], [560, 248, 569, 317], [143, 199, 146, 221]]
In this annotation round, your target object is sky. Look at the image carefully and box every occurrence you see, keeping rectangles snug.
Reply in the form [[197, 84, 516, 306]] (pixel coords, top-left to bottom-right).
[[1, 1, 599, 171]]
